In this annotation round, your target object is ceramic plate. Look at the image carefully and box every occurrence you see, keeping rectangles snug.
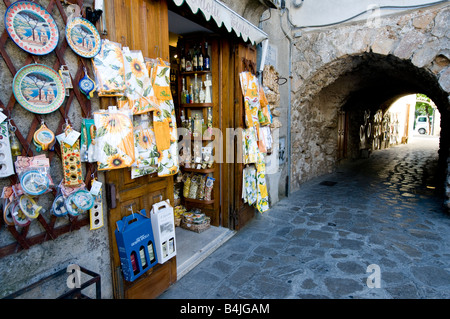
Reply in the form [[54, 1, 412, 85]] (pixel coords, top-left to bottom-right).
[[13, 64, 66, 114], [51, 194, 68, 217], [65, 193, 84, 216], [4, 1, 59, 55], [66, 17, 101, 58], [72, 190, 94, 210], [20, 169, 50, 196], [12, 202, 31, 227]]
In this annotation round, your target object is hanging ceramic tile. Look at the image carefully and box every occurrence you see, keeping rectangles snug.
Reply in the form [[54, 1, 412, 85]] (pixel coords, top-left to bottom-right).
[[89, 179, 104, 230], [92, 40, 126, 97], [33, 121, 55, 151], [0, 121, 16, 177], [93, 107, 134, 171], [60, 124, 83, 186]]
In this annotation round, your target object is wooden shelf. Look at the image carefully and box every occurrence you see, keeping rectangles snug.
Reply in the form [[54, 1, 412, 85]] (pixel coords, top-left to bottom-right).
[[184, 197, 215, 205], [181, 103, 213, 108], [182, 167, 215, 173], [181, 71, 211, 76]]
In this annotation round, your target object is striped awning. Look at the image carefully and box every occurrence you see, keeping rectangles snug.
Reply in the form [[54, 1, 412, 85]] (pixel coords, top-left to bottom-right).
[[172, 0, 269, 45]]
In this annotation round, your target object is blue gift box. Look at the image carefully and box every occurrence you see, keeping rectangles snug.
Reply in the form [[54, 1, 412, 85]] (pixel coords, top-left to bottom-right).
[[115, 210, 158, 282]]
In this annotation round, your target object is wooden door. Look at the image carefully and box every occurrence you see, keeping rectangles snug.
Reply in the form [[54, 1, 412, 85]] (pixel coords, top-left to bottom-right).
[[337, 110, 347, 159], [102, 0, 176, 299], [221, 43, 256, 230]]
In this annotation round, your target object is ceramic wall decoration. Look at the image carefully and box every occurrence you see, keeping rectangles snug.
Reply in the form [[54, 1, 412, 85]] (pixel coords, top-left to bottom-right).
[[51, 194, 68, 217], [33, 122, 55, 151], [4, 1, 59, 55], [78, 67, 96, 99], [11, 201, 30, 227], [3, 200, 16, 226], [13, 64, 66, 114], [20, 169, 50, 196], [60, 124, 83, 186], [65, 192, 84, 216], [0, 121, 16, 178], [66, 17, 101, 58], [71, 189, 94, 211], [19, 194, 42, 219]]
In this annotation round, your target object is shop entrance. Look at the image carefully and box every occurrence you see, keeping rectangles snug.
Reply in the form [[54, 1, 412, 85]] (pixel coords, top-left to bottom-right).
[[102, 0, 263, 298]]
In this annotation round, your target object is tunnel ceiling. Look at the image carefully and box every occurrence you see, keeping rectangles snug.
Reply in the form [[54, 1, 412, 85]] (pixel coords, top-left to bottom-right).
[[335, 53, 450, 115]]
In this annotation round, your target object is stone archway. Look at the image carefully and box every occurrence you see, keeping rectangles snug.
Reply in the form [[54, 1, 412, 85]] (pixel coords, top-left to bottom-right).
[[289, 3, 450, 208]]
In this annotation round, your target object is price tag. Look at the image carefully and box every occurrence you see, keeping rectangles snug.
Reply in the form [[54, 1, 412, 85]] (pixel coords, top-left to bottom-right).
[[63, 130, 81, 146], [0, 111, 7, 123], [90, 180, 102, 196]]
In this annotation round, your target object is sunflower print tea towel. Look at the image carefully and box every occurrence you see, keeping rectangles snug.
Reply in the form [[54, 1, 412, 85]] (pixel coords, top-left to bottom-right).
[[122, 48, 154, 114], [94, 107, 135, 171], [131, 114, 159, 179], [92, 40, 126, 97]]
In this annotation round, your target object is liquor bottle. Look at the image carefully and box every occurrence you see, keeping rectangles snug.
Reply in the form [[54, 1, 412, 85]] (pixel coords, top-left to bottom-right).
[[169, 238, 175, 254], [199, 80, 205, 103], [192, 45, 198, 71], [204, 42, 210, 71], [180, 46, 186, 72], [139, 246, 148, 269], [186, 49, 193, 72], [130, 251, 139, 275], [189, 84, 194, 103], [147, 241, 156, 264], [194, 74, 199, 103], [198, 45, 203, 71], [182, 77, 187, 103]]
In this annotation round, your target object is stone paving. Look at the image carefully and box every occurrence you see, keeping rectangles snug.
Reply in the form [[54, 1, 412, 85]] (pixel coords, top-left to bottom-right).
[[159, 137, 450, 299]]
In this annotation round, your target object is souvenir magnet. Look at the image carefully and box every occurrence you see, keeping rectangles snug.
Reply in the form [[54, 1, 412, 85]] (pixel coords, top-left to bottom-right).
[[19, 194, 42, 219], [12, 201, 30, 227], [33, 122, 55, 151], [51, 194, 68, 217], [20, 169, 50, 196], [61, 125, 83, 186]]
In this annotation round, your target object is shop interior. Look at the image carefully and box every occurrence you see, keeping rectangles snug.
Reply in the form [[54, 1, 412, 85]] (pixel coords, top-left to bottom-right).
[[168, 9, 236, 279]]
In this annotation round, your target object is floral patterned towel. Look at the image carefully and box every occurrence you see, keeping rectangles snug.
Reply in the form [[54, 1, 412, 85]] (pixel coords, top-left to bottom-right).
[[243, 127, 259, 164], [131, 115, 159, 179], [92, 40, 126, 97], [94, 107, 135, 171], [255, 152, 269, 213], [239, 71, 260, 130]]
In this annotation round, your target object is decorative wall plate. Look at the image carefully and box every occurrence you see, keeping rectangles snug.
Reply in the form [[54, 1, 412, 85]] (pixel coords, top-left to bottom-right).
[[3, 201, 15, 226], [65, 17, 101, 58], [13, 64, 66, 114], [20, 169, 50, 196], [12, 202, 31, 227], [72, 189, 94, 210], [65, 192, 84, 216], [19, 194, 42, 219], [51, 194, 68, 217], [4, 1, 59, 55]]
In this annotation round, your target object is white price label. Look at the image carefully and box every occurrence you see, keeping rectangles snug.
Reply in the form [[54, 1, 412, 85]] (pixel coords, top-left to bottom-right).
[[63, 130, 81, 146], [90, 180, 102, 196]]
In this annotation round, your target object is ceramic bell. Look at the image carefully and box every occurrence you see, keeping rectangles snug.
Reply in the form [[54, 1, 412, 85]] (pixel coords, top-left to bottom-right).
[[79, 67, 96, 99]]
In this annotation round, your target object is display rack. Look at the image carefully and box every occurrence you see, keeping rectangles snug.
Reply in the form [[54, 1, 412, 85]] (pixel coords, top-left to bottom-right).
[[176, 34, 220, 226], [0, 0, 95, 258]]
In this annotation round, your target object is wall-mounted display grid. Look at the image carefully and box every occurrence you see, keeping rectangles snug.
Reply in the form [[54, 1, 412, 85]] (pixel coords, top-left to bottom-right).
[[0, 0, 96, 258]]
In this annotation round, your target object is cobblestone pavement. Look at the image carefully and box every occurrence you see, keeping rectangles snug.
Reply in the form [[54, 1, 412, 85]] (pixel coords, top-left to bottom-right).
[[159, 137, 450, 299]]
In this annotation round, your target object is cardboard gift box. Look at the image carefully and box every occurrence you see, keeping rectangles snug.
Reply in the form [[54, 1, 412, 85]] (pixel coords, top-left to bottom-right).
[[115, 210, 158, 281], [150, 200, 177, 264]]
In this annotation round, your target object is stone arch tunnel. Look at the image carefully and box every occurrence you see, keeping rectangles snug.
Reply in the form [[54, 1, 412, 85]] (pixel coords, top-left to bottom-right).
[[289, 3, 450, 208]]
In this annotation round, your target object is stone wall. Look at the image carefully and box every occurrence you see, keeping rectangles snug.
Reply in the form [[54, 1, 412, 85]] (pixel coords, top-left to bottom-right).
[[287, 2, 450, 208]]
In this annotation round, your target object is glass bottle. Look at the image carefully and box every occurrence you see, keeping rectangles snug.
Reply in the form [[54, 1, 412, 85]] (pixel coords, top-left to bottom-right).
[[204, 42, 210, 71], [189, 84, 194, 103], [139, 246, 148, 269], [194, 74, 199, 103], [199, 80, 205, 103], [148, 241, 156, 264], [180, 46, 186, 72], [130, 251, 139, 275], [186, 49, 193, 72], [198, 45, 203, 71], [192, 45, 198, 71]]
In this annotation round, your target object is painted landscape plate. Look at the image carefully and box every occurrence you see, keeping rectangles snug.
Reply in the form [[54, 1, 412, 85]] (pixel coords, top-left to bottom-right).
[[13, 64, 66, 114], [4, 1, 59, 55], [66, 17, 101, 58]]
